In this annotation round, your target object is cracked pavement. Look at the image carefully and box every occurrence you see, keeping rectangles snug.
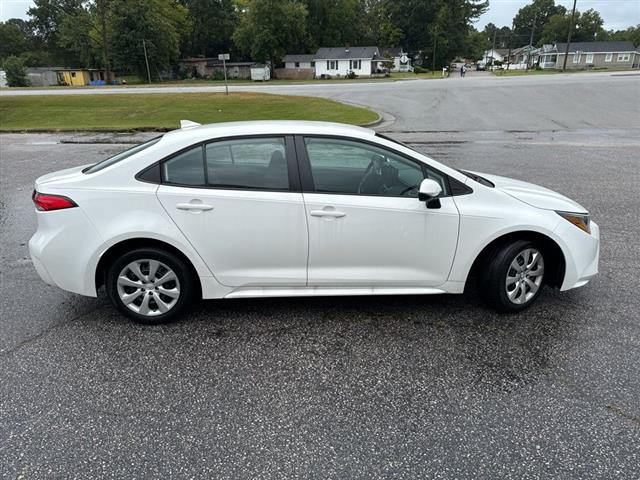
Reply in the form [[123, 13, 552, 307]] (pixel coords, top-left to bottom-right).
[[1, 73, 639, 479]]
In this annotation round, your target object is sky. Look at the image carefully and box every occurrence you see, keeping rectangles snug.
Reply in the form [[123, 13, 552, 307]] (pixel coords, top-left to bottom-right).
[[1, 0, 639, 30], [475, 0, 640, 31]]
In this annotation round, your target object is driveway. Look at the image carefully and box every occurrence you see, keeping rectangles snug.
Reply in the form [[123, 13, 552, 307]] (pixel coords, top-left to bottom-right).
[[1, 73, 640, 479]]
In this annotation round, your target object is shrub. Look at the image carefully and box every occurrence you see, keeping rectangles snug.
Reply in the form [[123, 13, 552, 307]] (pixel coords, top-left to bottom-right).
[[345, 71, 357, 79], [413, 66, 428, 74], [4, 56, 29, 87]]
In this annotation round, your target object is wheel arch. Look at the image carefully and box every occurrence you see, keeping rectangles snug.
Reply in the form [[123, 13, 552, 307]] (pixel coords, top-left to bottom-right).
[[465, 230, 566, 291], [95, 237, 202, 298]]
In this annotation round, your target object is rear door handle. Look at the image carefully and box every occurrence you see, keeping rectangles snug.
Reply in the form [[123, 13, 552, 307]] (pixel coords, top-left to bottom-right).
[[310, 210, 346, 218], [176, 202, 213, 211]]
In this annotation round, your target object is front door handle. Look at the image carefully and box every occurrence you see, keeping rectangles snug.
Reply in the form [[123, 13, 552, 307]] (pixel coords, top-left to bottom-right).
[[310, 210, 346, 218], [176, 202, 213, 211]]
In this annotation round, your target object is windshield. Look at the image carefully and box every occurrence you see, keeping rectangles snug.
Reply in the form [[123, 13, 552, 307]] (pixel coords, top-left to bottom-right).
[[83, 136, 162, 174]]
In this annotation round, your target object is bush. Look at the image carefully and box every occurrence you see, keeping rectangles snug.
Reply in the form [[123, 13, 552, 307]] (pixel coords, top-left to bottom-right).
[[413, 66, 428, 74], [345, 71, 357, 79], [4, 56, 29, 87]]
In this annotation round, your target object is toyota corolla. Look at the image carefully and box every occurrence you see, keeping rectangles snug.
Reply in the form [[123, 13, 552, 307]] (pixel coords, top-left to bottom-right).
[[29, 121, 599, 324]]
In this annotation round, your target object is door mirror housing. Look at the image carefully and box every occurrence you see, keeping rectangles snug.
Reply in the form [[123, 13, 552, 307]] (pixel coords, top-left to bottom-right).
[[418, 178, 442, 201]]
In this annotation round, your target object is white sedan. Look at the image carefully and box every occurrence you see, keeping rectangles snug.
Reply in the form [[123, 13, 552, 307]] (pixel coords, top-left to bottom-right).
[[29, 121, 599, 324]]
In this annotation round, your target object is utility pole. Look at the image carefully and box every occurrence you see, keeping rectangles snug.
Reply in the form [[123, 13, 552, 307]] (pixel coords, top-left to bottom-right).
[[528, 11, 538, 69], [431, 25, 438, 75], [489, 29, 497, 68], [562, 0, 578, 71], [142, 39, 152, 84]]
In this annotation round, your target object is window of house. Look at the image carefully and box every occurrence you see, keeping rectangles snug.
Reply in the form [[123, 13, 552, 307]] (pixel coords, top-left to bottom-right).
[[605, 53, 613, 62], [295, 62, 300, 68], [326, 60, 337, 70], [311, 61, 315, 67], [71, 72, 76, 77], [585, 53, 594, 63], [572, 53, 581, 63], [205, 137, 289, 190], [349, 60, 361, 70], [303, 137, 447, 197], [617, 53, 630, 61]]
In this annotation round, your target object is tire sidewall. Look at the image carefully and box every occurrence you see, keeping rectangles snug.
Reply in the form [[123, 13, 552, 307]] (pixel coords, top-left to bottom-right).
[[106, 248, 194, 324], [484, 240, 545, 313]]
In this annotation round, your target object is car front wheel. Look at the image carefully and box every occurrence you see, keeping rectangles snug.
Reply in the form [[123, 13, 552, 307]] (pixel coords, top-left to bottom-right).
[[481, 240, 545, 312], [106, 248, 195, 324]]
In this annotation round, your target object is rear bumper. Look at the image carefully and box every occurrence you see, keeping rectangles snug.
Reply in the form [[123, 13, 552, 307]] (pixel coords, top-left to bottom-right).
[[29, 207, 102, 297], [557, 220, 600, 291]]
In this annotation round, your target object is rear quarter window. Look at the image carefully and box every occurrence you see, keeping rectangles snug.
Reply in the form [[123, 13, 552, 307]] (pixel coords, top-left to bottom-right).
[[83, 137, 162, 174]]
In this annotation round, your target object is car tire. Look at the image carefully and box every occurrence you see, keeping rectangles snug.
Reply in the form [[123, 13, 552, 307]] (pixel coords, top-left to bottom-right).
[[480, 240, 546, 313], [105, 247, 196, 325]]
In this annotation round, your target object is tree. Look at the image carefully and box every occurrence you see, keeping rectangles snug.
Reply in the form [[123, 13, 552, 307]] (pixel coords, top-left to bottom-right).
[[0, 21, 31, 60], [302, 0, 367, 50], [233, 0, 308, 73], [4, 56, 30, 86], [540, 8, 605, 44], [109, 0, 190, 80], [512, 0, 566, 46], [27, 0, 85, 63], [603, 25, 640, 47], [57, 9, 96, 67], [180, 0, 237, 57]]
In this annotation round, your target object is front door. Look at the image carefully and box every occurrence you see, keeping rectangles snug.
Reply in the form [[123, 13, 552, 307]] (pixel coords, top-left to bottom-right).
[[157, 136, 308, 287], [298, 136, 459, 287]]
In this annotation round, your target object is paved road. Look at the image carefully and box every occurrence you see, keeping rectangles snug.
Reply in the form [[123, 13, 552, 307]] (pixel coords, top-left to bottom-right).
[[1, 74, 640, 478]]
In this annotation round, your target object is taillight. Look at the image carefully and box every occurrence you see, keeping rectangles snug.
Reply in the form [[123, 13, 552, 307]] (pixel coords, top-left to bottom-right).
[[32, 190, 78, 211]]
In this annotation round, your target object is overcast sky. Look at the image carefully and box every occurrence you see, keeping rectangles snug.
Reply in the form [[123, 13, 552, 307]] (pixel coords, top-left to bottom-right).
[[1, 0, 639, 30]]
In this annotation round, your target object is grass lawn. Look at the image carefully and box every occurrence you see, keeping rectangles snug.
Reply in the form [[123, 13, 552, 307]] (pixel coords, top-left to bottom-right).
[[0, 92, 379, 131]]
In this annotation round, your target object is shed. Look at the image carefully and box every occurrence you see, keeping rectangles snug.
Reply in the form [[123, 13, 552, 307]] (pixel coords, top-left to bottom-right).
[[251, 63, 271, 81]]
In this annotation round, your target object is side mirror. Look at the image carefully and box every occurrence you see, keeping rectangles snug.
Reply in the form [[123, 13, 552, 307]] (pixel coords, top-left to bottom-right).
[[418, 178, 442, 201]]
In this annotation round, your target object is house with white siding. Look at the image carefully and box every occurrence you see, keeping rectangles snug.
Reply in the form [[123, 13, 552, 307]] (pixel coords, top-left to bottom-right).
[[314, 46, 381, 78], [282, 54, 316, 70]]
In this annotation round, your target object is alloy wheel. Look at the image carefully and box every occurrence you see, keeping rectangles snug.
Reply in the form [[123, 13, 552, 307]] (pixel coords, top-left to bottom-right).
[[505, 248, 544, 305], [116, 259, 181, 316]]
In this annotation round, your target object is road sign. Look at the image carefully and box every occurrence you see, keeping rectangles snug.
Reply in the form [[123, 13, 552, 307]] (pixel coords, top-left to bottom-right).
[[218, 53, 230, 61], [400, 54, 408, 64]]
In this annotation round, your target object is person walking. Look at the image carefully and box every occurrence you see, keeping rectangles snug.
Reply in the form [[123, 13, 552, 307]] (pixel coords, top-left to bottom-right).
[[461, 64, 466, 77]]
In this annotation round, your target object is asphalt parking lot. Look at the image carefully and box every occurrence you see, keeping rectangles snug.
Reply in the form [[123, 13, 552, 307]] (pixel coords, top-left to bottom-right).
[[1, 74, 640, 478]]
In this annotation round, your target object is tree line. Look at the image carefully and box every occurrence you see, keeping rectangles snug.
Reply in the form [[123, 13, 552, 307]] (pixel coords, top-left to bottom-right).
[[1, 0, 489, 81], [481, 0, 639, 52], [1, 0, 637, 85]]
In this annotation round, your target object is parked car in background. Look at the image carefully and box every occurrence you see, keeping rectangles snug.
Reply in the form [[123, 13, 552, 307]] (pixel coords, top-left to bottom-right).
[[476, 62, 486, 71], [30, 121, 599, 324]]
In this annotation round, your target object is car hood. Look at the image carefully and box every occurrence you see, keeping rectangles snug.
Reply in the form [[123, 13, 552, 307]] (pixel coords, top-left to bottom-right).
[[35, 164, 92, 188], [470, 171, 588, 214]]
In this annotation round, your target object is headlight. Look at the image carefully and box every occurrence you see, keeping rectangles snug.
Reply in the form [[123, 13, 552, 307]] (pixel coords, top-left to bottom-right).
[[556, 211, 591, 234]]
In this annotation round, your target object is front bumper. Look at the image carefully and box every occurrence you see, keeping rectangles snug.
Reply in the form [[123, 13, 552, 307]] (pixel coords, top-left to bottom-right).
[[556, 219, 600, 291]]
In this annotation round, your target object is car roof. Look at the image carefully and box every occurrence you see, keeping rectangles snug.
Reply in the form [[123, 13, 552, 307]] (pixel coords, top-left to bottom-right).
[[161, 120, 376, 144]]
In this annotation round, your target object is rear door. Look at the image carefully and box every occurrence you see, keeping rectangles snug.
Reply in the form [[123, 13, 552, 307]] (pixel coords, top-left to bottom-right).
[[297, 135, 460, 287], [157, 135, 308, 287]]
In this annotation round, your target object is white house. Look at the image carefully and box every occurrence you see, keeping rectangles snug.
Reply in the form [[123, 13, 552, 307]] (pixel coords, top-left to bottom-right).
[[482, 48, 509, 64], [282, 54, 315, 70], [314, 46, 381, 78]]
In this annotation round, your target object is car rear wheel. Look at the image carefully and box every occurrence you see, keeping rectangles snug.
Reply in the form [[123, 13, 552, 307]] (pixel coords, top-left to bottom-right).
[[481, 240, 545, 312], [106, 248, 195, 324]]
